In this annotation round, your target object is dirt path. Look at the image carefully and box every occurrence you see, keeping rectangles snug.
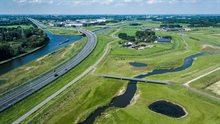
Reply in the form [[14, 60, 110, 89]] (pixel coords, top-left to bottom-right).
[[183, 67, 220, 102], [183, 67, 220, 87]]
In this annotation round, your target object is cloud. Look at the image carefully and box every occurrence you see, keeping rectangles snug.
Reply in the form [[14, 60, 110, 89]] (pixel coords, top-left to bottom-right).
[[13, 0, 203, 6], [13, 0, 54, 4]]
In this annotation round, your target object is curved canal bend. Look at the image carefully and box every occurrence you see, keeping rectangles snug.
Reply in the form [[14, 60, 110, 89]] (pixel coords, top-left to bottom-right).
[[81, 51, 220, 123]]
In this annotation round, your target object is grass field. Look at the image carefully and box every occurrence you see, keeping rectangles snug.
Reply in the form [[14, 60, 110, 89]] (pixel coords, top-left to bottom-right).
[[0, 28, 118, 124], [96, 83, 220, 124], [191, 69, 220, 97], [1, 22, 220, 124], [0, 38, 86, 94], [47, 27, 81, 36], [82, 26, 104, 31], [93, 26, 220, 124]]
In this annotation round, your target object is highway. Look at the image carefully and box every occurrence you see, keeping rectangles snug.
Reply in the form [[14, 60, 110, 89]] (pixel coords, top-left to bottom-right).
[[0, 19, 97, 112], [99, 75, 172, 85], [12, 29, 115, 124]]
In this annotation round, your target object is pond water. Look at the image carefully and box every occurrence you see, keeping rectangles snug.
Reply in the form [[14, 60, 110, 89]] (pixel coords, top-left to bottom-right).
[[148, 100, 186, 118], [80, 51, 220, 124], [129, 62, 148, 67]]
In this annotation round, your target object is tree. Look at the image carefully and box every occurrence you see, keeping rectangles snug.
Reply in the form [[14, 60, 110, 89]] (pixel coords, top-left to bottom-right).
[[118, 33, 128, 40]]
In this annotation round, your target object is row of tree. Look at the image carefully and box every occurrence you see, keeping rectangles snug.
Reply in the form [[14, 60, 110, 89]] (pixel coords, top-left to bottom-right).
[[0, 26, 49, 61], [0, 19, 32, 26], [118, 30, 157, 44], [152, 16, 220, 27], [160, 24, 182, 28]]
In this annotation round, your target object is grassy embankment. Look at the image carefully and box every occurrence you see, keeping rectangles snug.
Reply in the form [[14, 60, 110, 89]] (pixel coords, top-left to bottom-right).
[[0, 38, 87, 94], [190, 70, 220, 97], [0, 28, 121, 124]]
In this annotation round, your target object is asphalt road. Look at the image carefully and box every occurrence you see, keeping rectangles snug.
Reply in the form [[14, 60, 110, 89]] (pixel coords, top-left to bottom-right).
[[0, 20, 97, 112]]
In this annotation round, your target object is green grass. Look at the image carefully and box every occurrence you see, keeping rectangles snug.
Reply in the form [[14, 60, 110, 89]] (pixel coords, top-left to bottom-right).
[[0, 38, 86, 94], [0, 29, 117, 124], [190, 69, 220, 96], [47, 27, 81, 36], [22, 25, 220, 124], [96, 84, 220, 124], [1, 22, 220, 124], [118, 26, 140, 36], [140, 20, 161, 27], [24, 76, 126, 124], [82, 26, 104, 31]]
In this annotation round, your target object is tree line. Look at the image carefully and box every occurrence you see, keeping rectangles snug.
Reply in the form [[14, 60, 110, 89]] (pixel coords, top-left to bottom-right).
[[0, 26, 49, 61], [118, 30, 172, 44], [151, 16, 220, 27], [118, 30, 157, 44]]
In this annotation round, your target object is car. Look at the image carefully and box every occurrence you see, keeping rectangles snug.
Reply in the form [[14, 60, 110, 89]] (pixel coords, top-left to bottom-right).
[[54, 74, 58, 77]]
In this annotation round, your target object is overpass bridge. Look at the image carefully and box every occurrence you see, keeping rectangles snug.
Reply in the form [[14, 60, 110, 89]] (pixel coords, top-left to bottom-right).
[[98, 75, 173, 85]]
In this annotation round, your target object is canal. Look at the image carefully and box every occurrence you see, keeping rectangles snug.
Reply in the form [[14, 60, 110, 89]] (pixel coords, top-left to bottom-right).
[[0, 31, 82, 75]]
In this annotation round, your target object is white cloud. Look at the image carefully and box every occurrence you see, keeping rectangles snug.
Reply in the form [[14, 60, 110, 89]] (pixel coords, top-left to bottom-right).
[[13, 0, 201, 6], [13, 0, 54, 4]]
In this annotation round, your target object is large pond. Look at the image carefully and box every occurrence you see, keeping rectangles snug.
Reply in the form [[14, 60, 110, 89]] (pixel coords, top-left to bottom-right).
[[80, 51, 220, 123], [0, 31, 82, 75], [148, 100, 186, 118]]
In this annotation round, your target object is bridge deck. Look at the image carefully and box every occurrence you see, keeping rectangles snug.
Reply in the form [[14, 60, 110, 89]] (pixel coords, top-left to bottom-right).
[[99, 75, 172, 85]]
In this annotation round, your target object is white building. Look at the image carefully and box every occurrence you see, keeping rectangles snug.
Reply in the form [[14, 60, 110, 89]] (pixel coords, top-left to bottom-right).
[[184, 28, 192, 31], [96, 19, 107, 23], [65, 23, 83, 27], [48, 22, 55, 27]]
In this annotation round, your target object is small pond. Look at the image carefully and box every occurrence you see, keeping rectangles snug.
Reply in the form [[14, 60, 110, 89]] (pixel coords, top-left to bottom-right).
[[129, 62, 148, 67], [148, 100, 187, 118]]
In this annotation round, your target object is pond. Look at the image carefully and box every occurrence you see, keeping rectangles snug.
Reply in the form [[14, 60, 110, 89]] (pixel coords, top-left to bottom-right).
[[148, 100, 187, 118], [129, 62, 148, 67]]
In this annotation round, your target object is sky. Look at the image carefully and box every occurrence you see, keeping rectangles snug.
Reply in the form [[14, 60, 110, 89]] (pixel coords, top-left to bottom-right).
[[0, 0, 220, 15]]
